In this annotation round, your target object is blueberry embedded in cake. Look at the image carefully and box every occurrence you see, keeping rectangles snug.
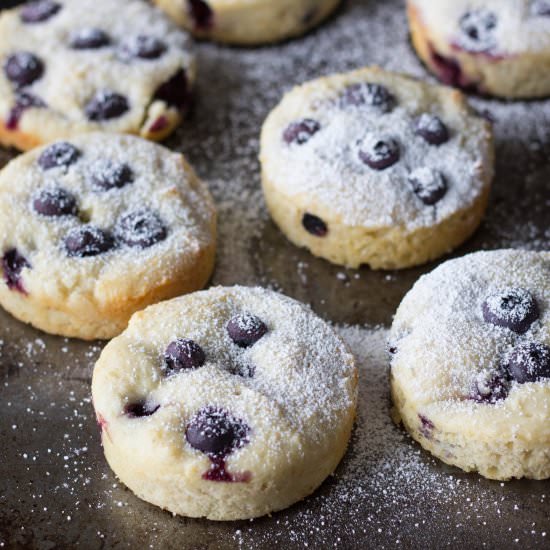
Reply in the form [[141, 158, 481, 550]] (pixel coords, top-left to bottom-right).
[[0, 0, 196, 150]]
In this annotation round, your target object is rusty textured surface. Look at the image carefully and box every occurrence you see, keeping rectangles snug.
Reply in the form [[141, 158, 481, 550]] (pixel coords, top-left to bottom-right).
[[1, 0, 549, 548]]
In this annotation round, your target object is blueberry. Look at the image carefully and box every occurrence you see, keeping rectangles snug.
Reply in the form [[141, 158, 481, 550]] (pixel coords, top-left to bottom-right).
[[283, 119, 321, 145], [6, 91, 45, 130], [532, 0, 550, 16], [154, 69, 190, 111], [4, 52, 44, 87], [114, 209, 167, 249], [32, 187, 78, 217], [124, 401, 160, 418], [418, 414, 434, 438], [38, 142, 81, 170], [482, 287, 539, 334], [188, 0, 213, 30], [90, 161, 134, 191], [458, 10, 498, 53], [122, 35, 167, 59], [185, 407, 249, 457], [2, 248, 31, 293], [507, 342, 550, 383], [415, 113, 449, 146], [70, 28, 111, 49], [227, 313, 268, 348], [358, 136, 400, 170], [164, 339, 206, 374], [64, 225, 115, 258], [85, 91, 129, 121], [340, 82, 395, 113], [408, 167, 448, 205], [470, 370, 509, 403], [302, 213, 328, 237], [20, 0, 61, 23]]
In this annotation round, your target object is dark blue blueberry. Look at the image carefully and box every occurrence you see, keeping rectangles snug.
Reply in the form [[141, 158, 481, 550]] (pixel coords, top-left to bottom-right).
[[90, 162, 134, 191], [64, 226, 114, 257], [122, 35, 167, 59], [186, 407, 249, 457], [70, 28, 111, 49], [415, 113, 450, 146], [283, 119, 321, 145], [85, 91, 129, 121], [458, 10, 498, 52], [340, 82, 395, 113], [470, 370, 509, 403], [114, 209, 167, 249], [482, 288, 539, 334], [32, 187, 78, 217], [20, 0, 61, 23], [2, 248, 31, 293], [188, 0, 213, 30], [358, 136, 400, 170], [38, 142, 81, 170], [227, 313, 268, 348], [125, 401, 160, 418], [302, 213, 328, 237], [408, 167, 448, 205], [4, 52, 44, 87], [164, 339, 206, 374], [507, 342, 550, 384]]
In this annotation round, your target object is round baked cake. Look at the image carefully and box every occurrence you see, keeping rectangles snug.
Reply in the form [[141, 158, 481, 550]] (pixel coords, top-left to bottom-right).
[[408, 0, 550, 98], [0, 133, 216, 340], [152, 0, 340, 45], [91, 285, 358, 520], [260, 66, 494, 270], [390, 249, 550, 480], [0, 0, 195, 151]]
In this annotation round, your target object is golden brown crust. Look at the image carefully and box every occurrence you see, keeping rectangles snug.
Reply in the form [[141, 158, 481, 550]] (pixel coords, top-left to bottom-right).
[[154, 0, 341, 46], [0, 121, 44, 152]]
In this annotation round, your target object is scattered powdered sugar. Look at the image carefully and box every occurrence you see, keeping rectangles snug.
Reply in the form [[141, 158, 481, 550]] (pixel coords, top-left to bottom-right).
[[231, 325, 549, 548], [1, 0, 549, 546]]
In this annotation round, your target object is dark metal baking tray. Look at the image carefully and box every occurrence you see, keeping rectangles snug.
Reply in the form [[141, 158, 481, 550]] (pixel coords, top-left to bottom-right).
[[1, 0, 549, 547]]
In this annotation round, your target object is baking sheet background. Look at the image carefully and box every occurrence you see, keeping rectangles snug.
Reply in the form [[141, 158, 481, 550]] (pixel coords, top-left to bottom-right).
[[1, 0, 549, 547]]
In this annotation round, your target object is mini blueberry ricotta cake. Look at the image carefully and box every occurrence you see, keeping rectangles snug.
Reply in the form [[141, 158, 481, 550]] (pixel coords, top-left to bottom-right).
[[408, 0, 550, 98], [153, 0, 340, 45], [260, 66, 494, 270], [0, 0, 196, 151], [390, 249, 550, 480], [91, 286, 358, 520], [0, 134, 216, 340]]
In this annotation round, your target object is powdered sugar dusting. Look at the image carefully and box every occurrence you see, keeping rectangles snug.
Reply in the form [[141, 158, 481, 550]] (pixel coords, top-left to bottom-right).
[[0, 0, 549, 545], [261, 68, 491, 230]]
